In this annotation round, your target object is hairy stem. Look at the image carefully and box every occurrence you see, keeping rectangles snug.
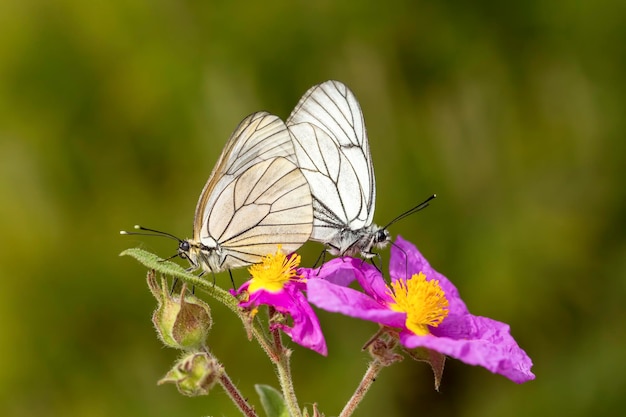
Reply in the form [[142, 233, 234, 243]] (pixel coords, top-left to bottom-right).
[[269, 309, 302, 417], [338, 360, 385, 417], [121, 251, 302, 416], [211, 349, 258, 417]]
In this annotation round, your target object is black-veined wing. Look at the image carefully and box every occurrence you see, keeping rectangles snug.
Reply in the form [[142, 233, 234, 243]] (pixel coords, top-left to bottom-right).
[[183, 112, 313, 273], [286, 80, 385, 257]]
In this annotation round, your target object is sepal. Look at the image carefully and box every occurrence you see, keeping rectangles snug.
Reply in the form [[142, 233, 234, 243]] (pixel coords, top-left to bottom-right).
[[405, 346, 446, 391]]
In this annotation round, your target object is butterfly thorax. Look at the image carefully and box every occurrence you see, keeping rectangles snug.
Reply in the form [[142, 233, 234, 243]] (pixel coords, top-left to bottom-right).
[[178, 238, 225, 273], [329, 224, 390, 258]]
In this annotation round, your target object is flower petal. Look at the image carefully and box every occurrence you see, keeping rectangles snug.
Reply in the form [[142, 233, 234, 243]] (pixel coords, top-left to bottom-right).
[[307, 277, 405, 328], [400, 314, 535, 383], [304, 236, 535, 383], [352, 260, 396, 305], [276, 286, 328, 356], [300, 258, 359, 286], [240, 284, 327, 356]]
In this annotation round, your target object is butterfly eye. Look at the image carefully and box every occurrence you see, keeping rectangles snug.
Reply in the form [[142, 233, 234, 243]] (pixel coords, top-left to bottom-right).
[[179, 241, 191, 253], [375, 229, 389, 244]]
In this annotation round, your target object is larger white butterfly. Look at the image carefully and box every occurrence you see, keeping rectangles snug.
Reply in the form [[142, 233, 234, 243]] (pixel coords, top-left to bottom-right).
[[124, 112, 313, 274], [286, 80, 434, 258]]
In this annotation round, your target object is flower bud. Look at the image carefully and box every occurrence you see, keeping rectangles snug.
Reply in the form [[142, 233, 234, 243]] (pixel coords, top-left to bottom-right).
[[147, 271, 212, 350], [158, 352, 223, 396]]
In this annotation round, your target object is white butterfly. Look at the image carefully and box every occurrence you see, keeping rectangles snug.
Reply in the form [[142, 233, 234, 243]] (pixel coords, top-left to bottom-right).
[[125, 112, 313, 274], [286, 80, 434, 258], [182, 111, 314, 272]]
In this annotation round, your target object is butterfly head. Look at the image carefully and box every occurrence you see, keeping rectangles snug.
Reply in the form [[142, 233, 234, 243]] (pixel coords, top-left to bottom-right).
[[331, 224, 391, 259], [357, 225, 390, 258], [178, 238, 223, 273], [371, 227, 391, 249], [177, 239, 196, 267]]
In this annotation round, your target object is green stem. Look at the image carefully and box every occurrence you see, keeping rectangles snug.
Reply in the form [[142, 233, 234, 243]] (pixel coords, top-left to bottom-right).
[[198, 280, 301, 416], [231, 305, 300, 417], [208, 348, 258, 417], [338, 360, 385, 417], [121, 251, 302, 416], [270, 325, 301, 417]]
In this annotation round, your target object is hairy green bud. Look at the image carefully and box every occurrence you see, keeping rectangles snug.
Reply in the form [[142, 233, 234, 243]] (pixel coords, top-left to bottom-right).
[[147, 271, 212, 350], [159, 352, 223, 396]]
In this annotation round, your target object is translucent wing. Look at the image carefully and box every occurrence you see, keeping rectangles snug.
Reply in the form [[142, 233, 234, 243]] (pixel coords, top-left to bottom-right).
[[205, 157, 313, 269], [192, 112, 313, 271], [218, 111, 298, 176], [286, 80, 375, 244], [194, 111, 297, 232]]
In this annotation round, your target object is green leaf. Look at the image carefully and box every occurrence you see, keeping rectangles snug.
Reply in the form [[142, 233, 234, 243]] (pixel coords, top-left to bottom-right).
[[120, 248, 194, 278], [120, 247, 239, 312], [255, 384, 289, 417]]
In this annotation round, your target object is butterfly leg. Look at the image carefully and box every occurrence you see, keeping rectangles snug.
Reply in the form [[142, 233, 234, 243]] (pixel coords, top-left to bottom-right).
[[313, 249, 326, 269], [169, 277, 180, 295], [362, 251, 384, 276], [228, 269, 235, 289]]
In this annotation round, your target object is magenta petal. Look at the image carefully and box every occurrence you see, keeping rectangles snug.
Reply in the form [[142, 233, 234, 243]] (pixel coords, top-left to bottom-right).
[[276, 286, 327, 356], [307, 278, 405, 328], [239, 283, 327, 356], [353, 260, 396, 305], [304, 236, 535, 383], [400, 314, 535, 383], [300, 257, 360, 287], [302, 257, 393, 305]]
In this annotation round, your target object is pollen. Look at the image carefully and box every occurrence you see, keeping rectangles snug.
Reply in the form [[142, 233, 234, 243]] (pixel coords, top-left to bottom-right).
[[388, 273, 449, 336], [247, 246, 301, 293]]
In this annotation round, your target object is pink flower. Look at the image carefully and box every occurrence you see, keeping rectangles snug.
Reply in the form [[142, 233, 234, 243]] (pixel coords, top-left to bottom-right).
[[303, 236, 534, 383], [235, 248, 327, 356]]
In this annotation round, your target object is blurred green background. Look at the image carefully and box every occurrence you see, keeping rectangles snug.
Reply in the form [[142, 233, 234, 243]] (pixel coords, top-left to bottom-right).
[[1, 1, 624, 416]]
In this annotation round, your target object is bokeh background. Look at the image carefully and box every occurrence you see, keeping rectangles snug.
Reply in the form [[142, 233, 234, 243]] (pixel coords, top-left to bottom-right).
[[1, 1, 624, 416]]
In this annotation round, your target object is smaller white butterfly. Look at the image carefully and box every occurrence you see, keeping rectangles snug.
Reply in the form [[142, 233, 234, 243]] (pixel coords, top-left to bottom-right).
[[286, 80, 434, 259], [123, 112, 313, 275]]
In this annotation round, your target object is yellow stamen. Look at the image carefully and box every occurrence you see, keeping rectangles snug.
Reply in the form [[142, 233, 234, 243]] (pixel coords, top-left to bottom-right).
[[388, 273, 449, 336], [247, 246, 301, 293]]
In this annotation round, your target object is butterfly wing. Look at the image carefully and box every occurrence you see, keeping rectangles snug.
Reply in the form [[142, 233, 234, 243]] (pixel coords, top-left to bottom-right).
[[194, 112, 297, 231], [193, 112, 313, 271], [205, 157, 313, 269], [286, 80, 375, 244], [219, 111, 299, 176]]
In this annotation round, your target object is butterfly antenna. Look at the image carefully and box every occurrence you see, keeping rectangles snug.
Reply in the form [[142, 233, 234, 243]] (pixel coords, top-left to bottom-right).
[[382, 194, 437, 230], [120, 225, 183, 243]]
